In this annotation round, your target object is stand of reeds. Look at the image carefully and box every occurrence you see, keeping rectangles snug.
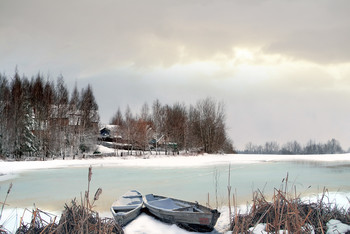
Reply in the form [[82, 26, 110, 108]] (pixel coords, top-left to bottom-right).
[[0, 183, 13, 233], [230, 175, 350, 233], [15, 166, 123, 234]]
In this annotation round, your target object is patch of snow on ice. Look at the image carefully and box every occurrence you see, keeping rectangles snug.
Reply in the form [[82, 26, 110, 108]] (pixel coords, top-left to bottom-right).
[[0, 173, 18, 182]]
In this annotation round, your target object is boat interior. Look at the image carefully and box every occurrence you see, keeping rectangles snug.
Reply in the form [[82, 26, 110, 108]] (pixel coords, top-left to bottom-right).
[[146, 194, 204, 213]]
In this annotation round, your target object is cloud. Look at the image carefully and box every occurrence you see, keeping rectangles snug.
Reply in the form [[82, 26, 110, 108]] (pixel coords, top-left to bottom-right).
[[1, 0, 350, 74]]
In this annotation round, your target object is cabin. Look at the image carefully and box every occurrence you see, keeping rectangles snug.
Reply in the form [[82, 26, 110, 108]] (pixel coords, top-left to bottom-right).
[[99, 125, 123, 142]]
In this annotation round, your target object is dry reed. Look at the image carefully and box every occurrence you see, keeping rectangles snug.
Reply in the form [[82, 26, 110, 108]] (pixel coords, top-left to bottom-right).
[[0, 183, 13, 233], [230, 176, 350, 233], [14, 166, 123, 234]]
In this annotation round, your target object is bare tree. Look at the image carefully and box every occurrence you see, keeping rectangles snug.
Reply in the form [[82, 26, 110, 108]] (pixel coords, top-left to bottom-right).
[[79, 84, 99, 153], [53, 75, 69, 158], [281, 141, 302, 154], [140, 102, 151, 122], [68, 84, 81, 157], [264, 141, 280, 154], [110, 107, 124, 126], [124, 105, 133, 154], [164, 103, 187, 152], [152, 99, 163, 154], [191, 97, 227, 153]]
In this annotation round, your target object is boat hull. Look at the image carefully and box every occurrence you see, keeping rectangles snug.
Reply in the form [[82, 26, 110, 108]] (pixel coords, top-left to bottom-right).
[[111, 205, 143, 226], [110, 190, 143, 226], [144, 194, 220, 232]]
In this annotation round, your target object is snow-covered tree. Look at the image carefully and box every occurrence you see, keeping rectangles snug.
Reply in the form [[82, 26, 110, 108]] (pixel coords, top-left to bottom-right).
[[79, 84, 99, 153], [20, 101, 38, 157]]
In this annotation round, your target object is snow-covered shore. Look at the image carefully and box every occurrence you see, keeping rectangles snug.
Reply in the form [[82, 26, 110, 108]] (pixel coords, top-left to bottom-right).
[[2, 193, 349, 234], [1, 151, 350, 175]]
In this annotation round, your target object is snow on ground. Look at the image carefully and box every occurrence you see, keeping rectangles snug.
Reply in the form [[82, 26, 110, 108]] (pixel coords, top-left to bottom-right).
[[327, 220, 350, 234], [124, 206, 232, 234], [0, 207, 60, 233], [0, 206, 231, 234], [1, 153, 350, 175], [302, 191, 350, 210], [96, 144, 116, 154], [3, 203, 348, 234]]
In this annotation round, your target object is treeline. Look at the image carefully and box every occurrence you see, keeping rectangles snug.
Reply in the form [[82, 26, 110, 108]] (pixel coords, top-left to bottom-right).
[[110, 98, 234, 154], [0, 71, 99, 159], [241, 138, 344, 154]]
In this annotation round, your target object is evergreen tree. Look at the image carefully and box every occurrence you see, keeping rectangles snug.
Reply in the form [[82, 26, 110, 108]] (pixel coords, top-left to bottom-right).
[[20, 101, 38, 156], [0, 75, 10, 157]]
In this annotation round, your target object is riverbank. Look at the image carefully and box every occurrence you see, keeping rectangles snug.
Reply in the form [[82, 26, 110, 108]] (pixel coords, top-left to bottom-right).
[[1, 189, 349, 233], [1, 152, 350, 175]]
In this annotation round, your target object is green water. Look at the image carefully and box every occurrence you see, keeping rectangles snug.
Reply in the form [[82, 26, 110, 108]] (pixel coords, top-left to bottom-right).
[[1, 160, 349, 213]]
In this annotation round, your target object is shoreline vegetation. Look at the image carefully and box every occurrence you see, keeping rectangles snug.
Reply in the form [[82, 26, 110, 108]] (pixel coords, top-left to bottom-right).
[[1, 166, 124, 234], [229, 175, 350, 233], [0, 166, 349, 233]]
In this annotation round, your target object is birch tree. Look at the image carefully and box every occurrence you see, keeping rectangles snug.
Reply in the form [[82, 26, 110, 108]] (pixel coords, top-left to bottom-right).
[[54, 75, 69, 157]]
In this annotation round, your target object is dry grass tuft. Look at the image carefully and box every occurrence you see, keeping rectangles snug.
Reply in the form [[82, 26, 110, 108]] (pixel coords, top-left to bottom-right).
[[14, 166, 123, 234], [230, 176, 350, 233]]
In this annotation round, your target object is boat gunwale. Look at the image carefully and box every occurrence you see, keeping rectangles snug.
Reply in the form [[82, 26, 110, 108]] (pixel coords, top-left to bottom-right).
[[144, 194, 212, 213], [110, 190, 144, 226], [143, 193, 220, 229]]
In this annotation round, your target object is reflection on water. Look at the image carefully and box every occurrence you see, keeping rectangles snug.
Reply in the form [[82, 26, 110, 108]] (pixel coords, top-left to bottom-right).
[[291, 160, 350, 173], [0, 160, 349, 213]]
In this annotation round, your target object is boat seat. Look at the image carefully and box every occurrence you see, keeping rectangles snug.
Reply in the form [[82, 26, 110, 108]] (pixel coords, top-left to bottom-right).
[[112, 205, 138, 210], [123, 195, 142, 199], [112, 196, 142, 206], [173, 206, 194, 211]]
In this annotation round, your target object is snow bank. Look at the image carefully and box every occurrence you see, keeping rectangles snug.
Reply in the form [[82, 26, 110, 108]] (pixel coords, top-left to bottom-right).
[[0, 206, 231, 234], [246, 220, 350, 234], [302, 191, 350, 210], [1, 197, 349, 233], [0, 208, 60, 233], [327, 220, 350, 234], [96, 145, 116, 154], [1, 153, 350, 175]]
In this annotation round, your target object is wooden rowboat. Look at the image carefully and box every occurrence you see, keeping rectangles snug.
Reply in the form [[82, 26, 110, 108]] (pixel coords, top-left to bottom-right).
[[143, 194, 220, 232], [110, 190, 143, 226]]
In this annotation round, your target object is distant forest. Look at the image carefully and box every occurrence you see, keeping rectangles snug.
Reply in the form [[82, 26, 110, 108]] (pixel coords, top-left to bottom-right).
[[0, 71, 99, 159], [241, 139, 345, 154]]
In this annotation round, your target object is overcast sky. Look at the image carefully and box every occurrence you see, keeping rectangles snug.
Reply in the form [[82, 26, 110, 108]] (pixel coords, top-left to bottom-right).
[[1, 0, 350, 150]]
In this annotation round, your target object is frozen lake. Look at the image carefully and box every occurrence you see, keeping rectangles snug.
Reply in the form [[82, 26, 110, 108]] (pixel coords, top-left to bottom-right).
[[1, 155, 350, 214]]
